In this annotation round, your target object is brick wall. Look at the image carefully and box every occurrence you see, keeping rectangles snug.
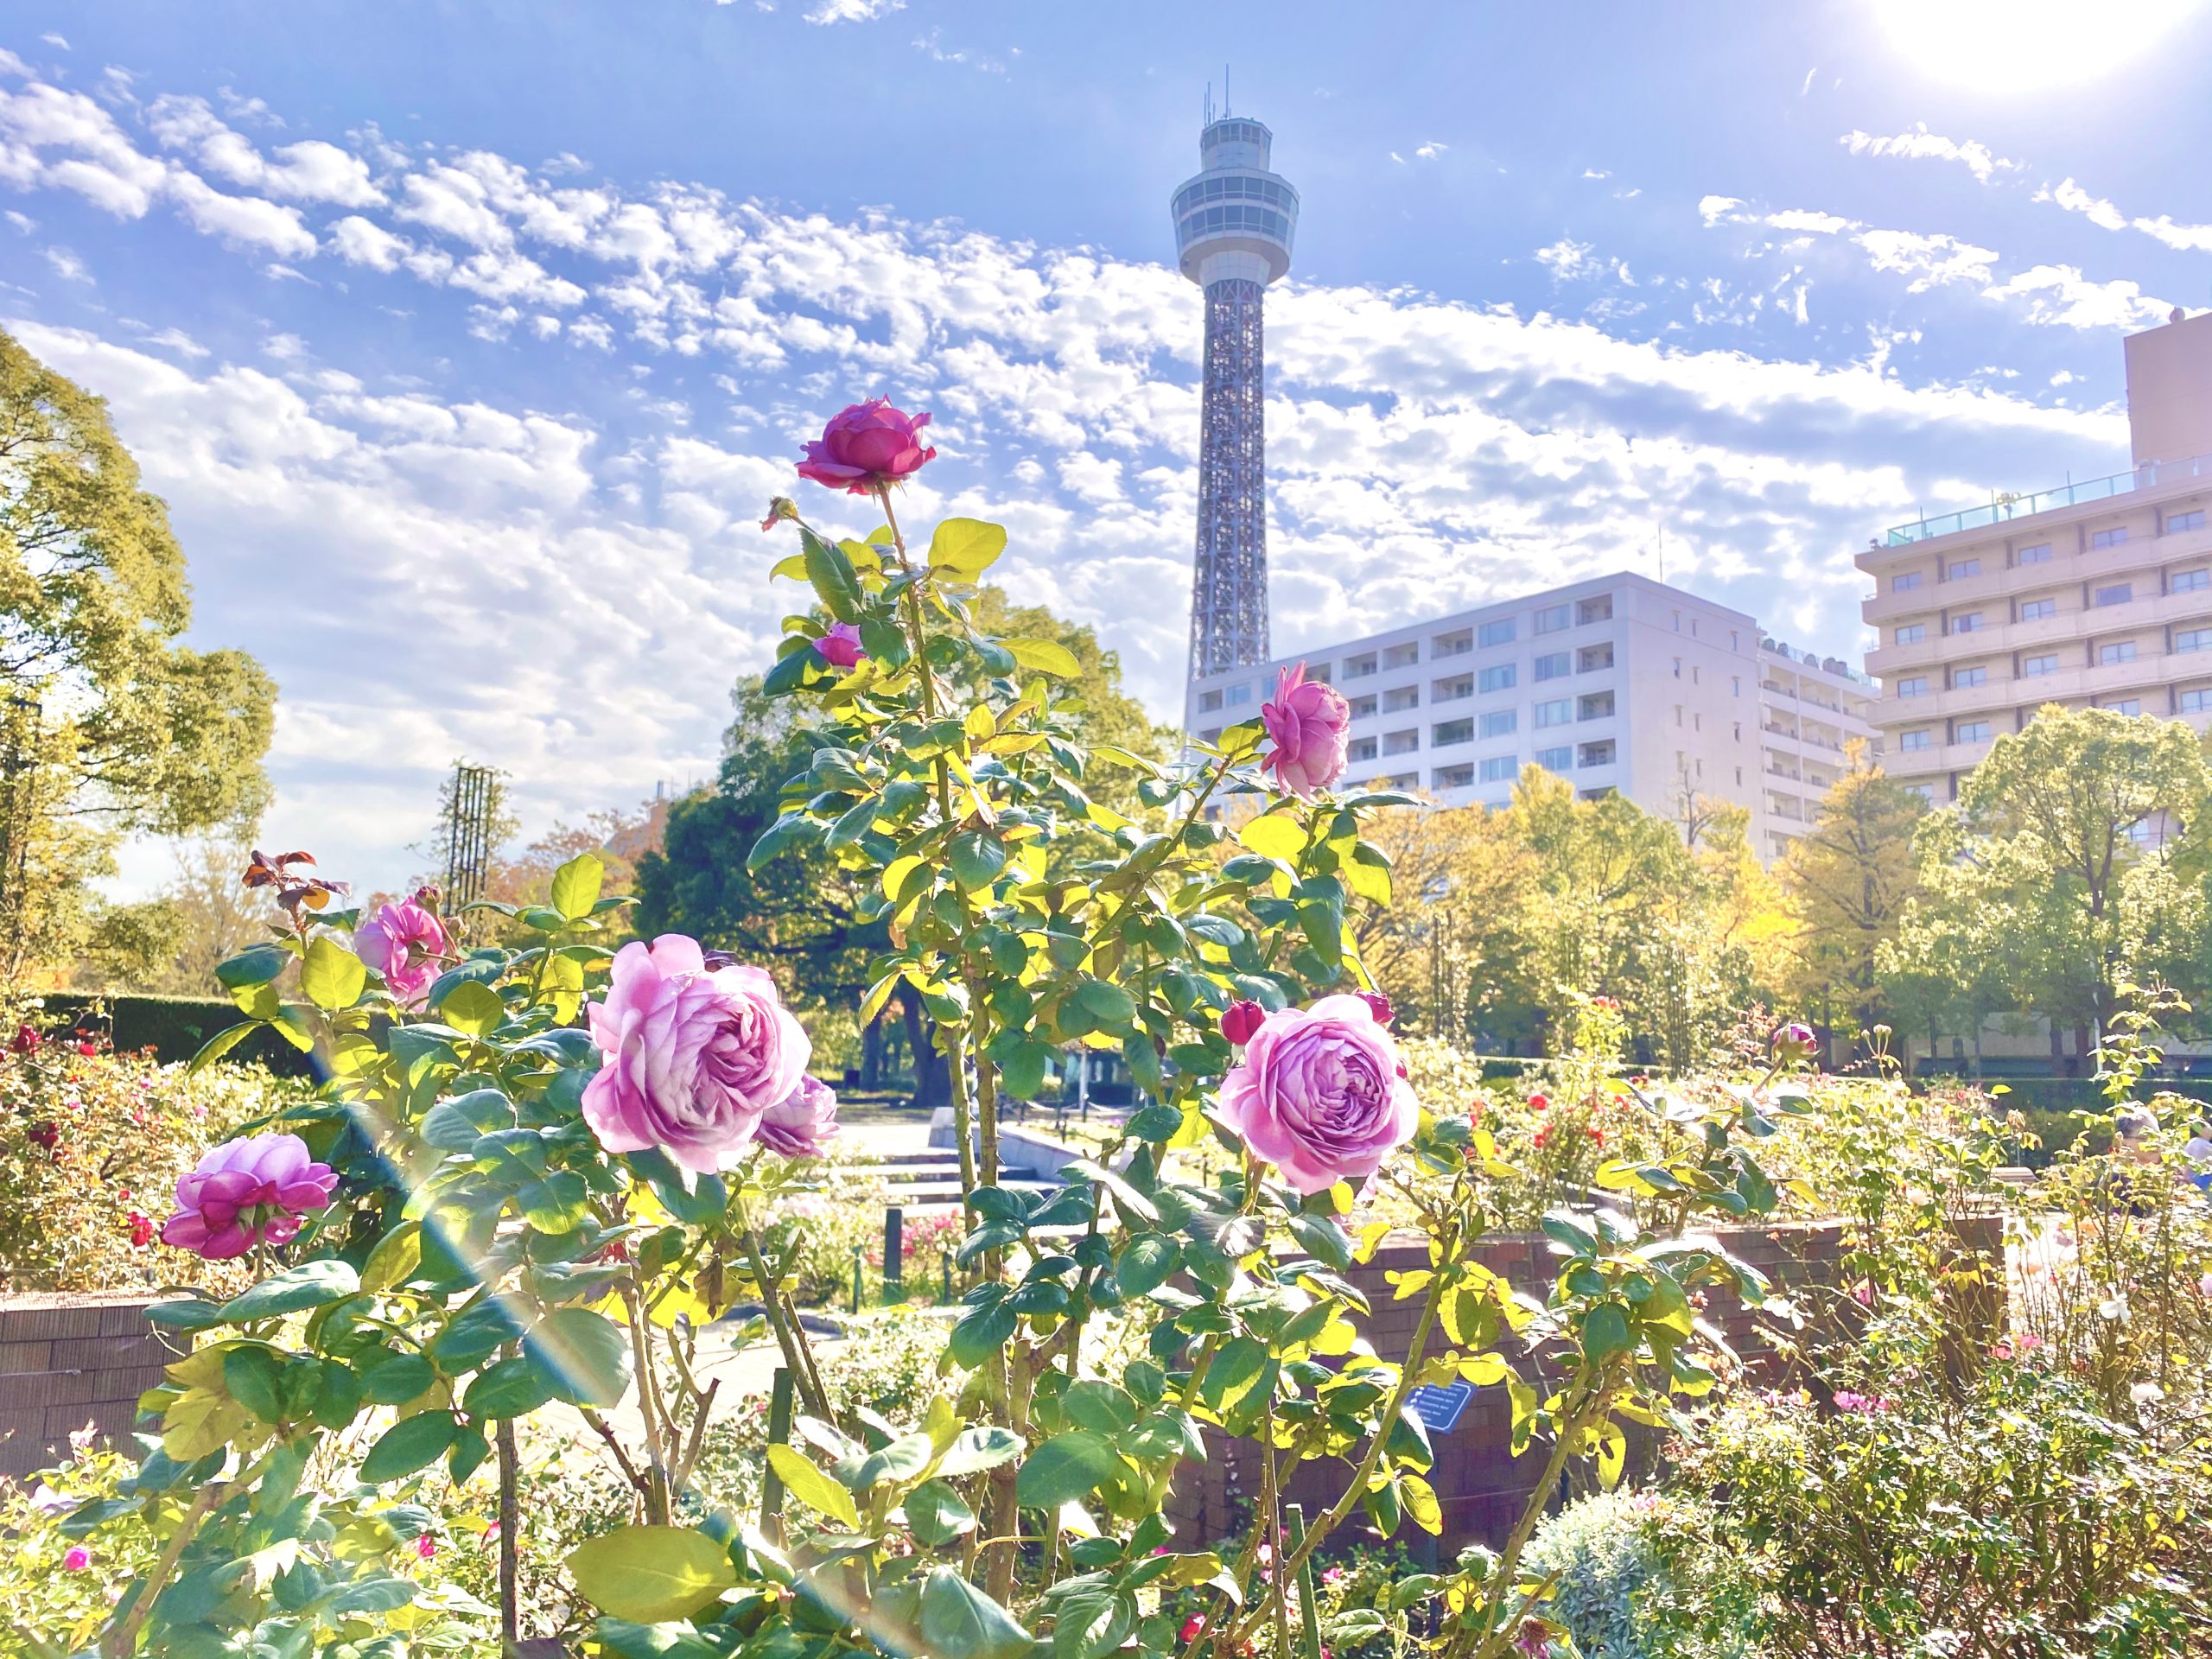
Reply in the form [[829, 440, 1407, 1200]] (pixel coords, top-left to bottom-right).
[[0, 1295, 181, 1480], [1166, 1214, 2004, 1555]]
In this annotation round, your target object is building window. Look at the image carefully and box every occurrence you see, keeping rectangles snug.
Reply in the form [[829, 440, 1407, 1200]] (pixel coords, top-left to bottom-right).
[[1950, 613, 1983, 634], [1384, 685, 1421, 713], [1477, 620, 1516, 647], [1535, 652, 1571, 681], [1433, 718, 1473, 746], [1731, 675, 1742, 696], [1382, 729, 1419, 755], [2107, 698, 2142, 715], [1896, 624, 1926, 645], [1904, 782, 1936, 803], [1432, 763, 1474, 790], [1576, 595, 1614, 626], [1478, 710, 1517, 739], [1899, 729, 1933, 752], [1342, 653, 1377, 678], [1534, 698, 1573, 728], [1383, 642, 1419, 670], [1948, 558, 1980, 580], [2178, 627, 2212, 652], [1578, 691, 1616, 720], [1434, 674, 1473, 702], [2183, 688, 2212, 713], [1897, 676, 1928, 697], [2092, 526, 2130, 549], [2020, 597, 2056, 621], [1433, 628, 1473, 657], [1306, 664, 1332, 684], [2174, 568, 2210, 593], [2024, 653, 2060, 677], [1198, 689, 1223, 713], [1892, 571, 1923, 592], [1577, 740, 1617, 767], [1956, 721, 1991, 743], [2171, 509, 2206, 533], [2018, 543, 2052, 564], [1225, 683, 1253, 707], [2094, 582, 2133, 607], [1533, 603, 1571, 635], [1953, 665, 1986, 689], [1478, 664, 1516, 693], [1347, 736, 1377, 762], [2099, 641, 2137, 665], [1348, 694, 1377, 719], [1478, 755, 1516, 784], [1577, 642, 1615, 672], [1535, 745, 1572, 772]]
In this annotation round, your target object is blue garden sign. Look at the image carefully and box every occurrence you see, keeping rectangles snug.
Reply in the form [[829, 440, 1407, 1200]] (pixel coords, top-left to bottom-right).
[[1407, 1381, 1474, 1434]]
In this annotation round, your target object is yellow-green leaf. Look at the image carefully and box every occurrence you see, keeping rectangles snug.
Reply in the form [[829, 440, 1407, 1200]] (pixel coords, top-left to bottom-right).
[[565, 1524, 736, 1623], [301, 937, 367, 1012], [1005, 638, 1079, 677], [766, 1444, 861, 1528], [550, 853, 604, 922], [928, 517, 1007, 581], [1237, 815, 1306, 862], [442, 979, 505, 1038], [1401, 1472, 1443, 1535]]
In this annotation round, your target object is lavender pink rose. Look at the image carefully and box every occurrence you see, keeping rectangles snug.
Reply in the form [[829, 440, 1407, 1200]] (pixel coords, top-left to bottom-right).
[[757, 1074, 840, 1158], [1218, 994, 1419, 1194], [815, 622, 867, 669], [1260, 664, 1351, 799], [161, 1133, 338, 1260], [796, 398, 936, 495], [581, 934, 810, 1176]]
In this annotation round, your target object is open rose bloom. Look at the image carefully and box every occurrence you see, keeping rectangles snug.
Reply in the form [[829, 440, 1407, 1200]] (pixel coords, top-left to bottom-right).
[[1219, 994, 1419, 1194], [756, 1074, 840, 1158], [582, 934, 811, 1176], [355, 896, 452, 1008], [1260, 664, 1351, 799], [795, 399, 935, 495], [161, 1133, 339, 1260]]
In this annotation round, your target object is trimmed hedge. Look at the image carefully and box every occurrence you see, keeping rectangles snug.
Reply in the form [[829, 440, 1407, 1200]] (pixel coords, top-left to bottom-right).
[[34, 993, 322, 1078]]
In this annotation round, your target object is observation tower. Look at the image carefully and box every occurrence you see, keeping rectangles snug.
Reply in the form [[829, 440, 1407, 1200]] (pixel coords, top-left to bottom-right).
[[1172, 107, 1299, 677]]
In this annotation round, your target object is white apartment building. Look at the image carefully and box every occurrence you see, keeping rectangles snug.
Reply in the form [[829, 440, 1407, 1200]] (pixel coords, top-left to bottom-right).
[[1860, 309, 2212, 799], [1185, 571, 1877, 861]]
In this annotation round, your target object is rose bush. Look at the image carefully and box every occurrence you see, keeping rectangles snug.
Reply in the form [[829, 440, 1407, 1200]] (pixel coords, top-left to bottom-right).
[[64, 398, 1805, 1659]]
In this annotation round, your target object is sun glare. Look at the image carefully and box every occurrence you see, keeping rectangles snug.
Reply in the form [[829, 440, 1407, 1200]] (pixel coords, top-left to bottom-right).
[[1872, 0, 2205, 90]]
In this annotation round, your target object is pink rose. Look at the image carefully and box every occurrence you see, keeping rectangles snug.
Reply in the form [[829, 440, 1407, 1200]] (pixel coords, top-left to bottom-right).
[[815, 622, 867, 669], [796, 399, 936, 495], [581, 936, 810, 1176], [1259, 664, 1351, 799], [1220, 1000, 1265, 1046], [1356, 991, 1393, 1027], [757, 1075, 840, 1159], [160, 1133, 338, 1260], [1770, 1022, 1818, 1065], [356, 895, 452, 1009], [1218, 994, 1419, 1194], [63, 1545, 90, 1571]]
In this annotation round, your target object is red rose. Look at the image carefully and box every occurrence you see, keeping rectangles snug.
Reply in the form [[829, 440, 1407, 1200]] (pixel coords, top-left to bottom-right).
[[1220, 1000, 1265, 1046], [1355, 990, 1394, 1027]]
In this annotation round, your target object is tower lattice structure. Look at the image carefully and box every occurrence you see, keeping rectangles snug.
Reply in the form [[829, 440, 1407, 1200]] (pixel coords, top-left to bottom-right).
[[1172, 111, 1299, 678]]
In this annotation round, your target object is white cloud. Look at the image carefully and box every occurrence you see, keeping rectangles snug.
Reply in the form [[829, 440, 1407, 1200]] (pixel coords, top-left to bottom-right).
[[1764, 208, 1853, 234], [1414, 141, 1447, 161], [141, 325, 208, 358], [165, 169, 318, 257], [42, 245, 89, 283], [1857, 229, 1998, 292], [1841, 124, 2018, 183], [1698, 194, 1744, 226], [1535, 238, 1596, 280], [1980, 264, 2171, 330], [146, 96, 381, 205], [804, 0, 903, 20], [328, 213, 411, 270], [2039, 176, 2127, 232], [40, 33, 67, 50]]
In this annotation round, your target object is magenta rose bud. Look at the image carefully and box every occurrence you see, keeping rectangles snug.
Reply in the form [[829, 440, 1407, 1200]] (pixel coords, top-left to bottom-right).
[[757, 1074, 840, 1158], [1260, 664, 1351, 800], [1221, 1001, 1266, 1046], [160, 1132, 339, 1261], [1218, 995, 1420, 1194], [1770, 1022, 1818, 1066], [815, 622, 867, 669], [63, 1546, 90, 1571], [1356, 991, 1394, 1027], [795, 398, 936, 496], [355, 898, 452, 1010], [582, 936, 811, 1177]]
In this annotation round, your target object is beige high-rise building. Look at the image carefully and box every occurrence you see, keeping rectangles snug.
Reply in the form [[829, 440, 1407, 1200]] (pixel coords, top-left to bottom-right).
[[1859, 309, 2212, 801]]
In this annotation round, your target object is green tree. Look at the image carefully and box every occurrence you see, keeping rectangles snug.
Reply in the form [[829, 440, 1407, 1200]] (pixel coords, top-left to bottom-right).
[[1777, 744, 1927, 1045], [0, 327, 276, 981]]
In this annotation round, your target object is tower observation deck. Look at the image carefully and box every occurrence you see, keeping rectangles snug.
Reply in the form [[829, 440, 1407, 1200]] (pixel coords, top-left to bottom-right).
[[1173, 114, 1299, 678]]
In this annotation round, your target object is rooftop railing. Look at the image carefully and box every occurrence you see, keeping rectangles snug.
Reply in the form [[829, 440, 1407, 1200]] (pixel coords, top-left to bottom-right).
[[1759, 636, 1877, 688], [1885, 451, 2212, 546]]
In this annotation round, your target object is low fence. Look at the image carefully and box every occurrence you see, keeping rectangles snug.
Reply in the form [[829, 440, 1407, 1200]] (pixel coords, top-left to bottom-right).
[[1166, 1214, 2005, 1556], [0, 1294, 183, 1480]]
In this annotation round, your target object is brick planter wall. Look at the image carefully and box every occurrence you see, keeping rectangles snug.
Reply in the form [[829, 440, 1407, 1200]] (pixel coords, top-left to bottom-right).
[[0, 1294, 181, 1481], [1166, 1213, 2005, 1556]]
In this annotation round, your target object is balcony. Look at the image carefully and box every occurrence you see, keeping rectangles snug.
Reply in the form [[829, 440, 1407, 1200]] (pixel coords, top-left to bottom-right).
[[1882, 452, 2212, 546], [1866, 579, 2212, 677], [1862, 520, 2211, 625]]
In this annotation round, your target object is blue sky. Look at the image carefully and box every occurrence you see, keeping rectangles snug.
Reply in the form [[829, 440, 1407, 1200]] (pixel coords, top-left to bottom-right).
[[5, 1, 2210, 894]]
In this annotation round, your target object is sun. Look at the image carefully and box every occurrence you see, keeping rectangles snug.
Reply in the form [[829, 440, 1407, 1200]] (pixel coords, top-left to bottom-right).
[[1870, 0, 2205, 90]]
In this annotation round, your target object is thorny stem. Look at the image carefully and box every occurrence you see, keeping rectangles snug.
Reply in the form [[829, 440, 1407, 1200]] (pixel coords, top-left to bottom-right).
[[1262, 1401, 1293, 1659], [744, 1223, 831, 1419], [497, 1417, 521, 1654], [104, 1478, 227, 1657]]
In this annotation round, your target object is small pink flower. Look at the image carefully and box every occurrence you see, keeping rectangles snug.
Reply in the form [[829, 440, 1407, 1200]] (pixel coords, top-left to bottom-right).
[[1179, 1617, 1206, 1643], [1258, 664, 1351, 799], [795, 398, 936, 495], [1851, 1280, 1874, 1308], [814, 622, 867, 670], [415, 1535, 437, 1560], [63, 1546, 90, 1571], [355, 894, 452, 1010]]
